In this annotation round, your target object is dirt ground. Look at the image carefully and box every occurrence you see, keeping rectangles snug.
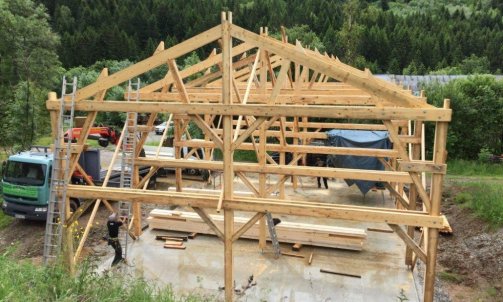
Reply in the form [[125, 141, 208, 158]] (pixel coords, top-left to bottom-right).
[[436, 180, 503, 302], [1, 174, 502, 301]]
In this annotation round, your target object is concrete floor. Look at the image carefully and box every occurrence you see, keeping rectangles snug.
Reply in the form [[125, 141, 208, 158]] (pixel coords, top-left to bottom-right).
[[100, 176, 419, 302]]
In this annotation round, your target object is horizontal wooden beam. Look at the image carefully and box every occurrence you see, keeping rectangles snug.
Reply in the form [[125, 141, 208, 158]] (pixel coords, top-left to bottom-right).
[[47, 101, 452, 121], [132, 92, 379, 105], [65, 185, 447, 228], [177, 139, 399, 157], [135, 157, 413, 183], [215, 128, 421, 143], [398, 161, 447, 174]]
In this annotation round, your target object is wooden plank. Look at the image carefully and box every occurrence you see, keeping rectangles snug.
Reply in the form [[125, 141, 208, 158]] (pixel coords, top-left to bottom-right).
[[164, 240, 183, 246], [164, 245, 186, 250], [292, 243, 303, 251], [148, 210, 365, 250], [398, 161, 446, 174], [320, 269, 361, 279], [155, 235, 187, 241], [281, 252, 305, 258], [388, 224, 426, 263], [180, 140, 399, 158], [135, 157, 414, 183], [192, 207, 224, 240], [367, 227, 393, 234], [232, 117, 266, 150], [222, 13, 234, 302], [424, 100, 450, 302], [384, 120, 432, 212], [48, 101, 453, 122], [384, 182, 410, 209], [66, 186, 447, 228], [232, 212, 265, 242]]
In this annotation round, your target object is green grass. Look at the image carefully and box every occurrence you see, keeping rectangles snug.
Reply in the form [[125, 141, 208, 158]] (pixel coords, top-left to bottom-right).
[[145, 140, 163, 147], [0, 211, 13, 230], [0, 252, 212, 301], [34, 136, 100, 148], [438, 271, 465, 283], [453, 182, 503, 227], [212, 149, 258, 162], [447, 159, 503, 177]]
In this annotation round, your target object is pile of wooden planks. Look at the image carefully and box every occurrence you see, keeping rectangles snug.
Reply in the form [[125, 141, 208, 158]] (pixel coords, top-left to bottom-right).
[[148, 209, 367, 251]]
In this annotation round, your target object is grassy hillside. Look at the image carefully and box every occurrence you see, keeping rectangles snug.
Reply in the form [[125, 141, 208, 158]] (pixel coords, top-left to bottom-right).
[[0, 253, 212, 301]]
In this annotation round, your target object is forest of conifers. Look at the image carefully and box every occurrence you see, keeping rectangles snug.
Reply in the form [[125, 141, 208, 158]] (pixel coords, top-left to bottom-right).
[[1, 0, 502, 159], [39, 0, 503, 73]]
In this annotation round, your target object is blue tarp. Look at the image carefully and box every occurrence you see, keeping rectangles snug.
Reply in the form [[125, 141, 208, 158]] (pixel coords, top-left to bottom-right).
[[325, 130, 392, 195]]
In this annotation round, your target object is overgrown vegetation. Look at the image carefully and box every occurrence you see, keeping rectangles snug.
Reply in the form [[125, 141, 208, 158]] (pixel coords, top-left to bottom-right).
[[425, 75, 503, 160], [0, 253, 212, 301], [447, 160, 503, 177], [453, 182, 503, 227]]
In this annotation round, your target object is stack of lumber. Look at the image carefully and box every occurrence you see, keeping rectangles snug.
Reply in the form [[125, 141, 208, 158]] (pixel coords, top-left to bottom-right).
[[148, 209, 367, 251]]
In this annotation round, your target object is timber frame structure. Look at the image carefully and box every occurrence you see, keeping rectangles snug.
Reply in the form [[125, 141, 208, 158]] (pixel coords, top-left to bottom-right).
[[46, 12, 451, 302]]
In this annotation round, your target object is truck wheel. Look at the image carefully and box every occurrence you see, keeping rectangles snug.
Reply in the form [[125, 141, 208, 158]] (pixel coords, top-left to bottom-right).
[[187, 168, 197, 175], [200, 170, 210, 181], [69, 199, 80, 213]]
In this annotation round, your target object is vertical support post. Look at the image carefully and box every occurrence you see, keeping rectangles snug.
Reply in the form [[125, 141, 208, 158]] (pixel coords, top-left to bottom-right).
[[423, 99, 450, 302], [222, 11, 234, 302], [279, 118, 286, 199], [48, 92, 59, 141], [257, 31, 267, 249], [132, 166, 141, 236], [258, 120, 267, 249], [174, 115, 182, 192], [406, 119, 422, 266], [292, 117, 299, 190], [63, 196, 74, 274]]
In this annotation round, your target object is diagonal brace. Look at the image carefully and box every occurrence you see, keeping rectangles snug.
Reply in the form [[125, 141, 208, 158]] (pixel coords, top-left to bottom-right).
[[192, 207, 224, 241]]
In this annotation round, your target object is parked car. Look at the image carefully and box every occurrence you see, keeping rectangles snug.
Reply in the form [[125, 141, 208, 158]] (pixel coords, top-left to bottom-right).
[[155, 121, 173, 135]]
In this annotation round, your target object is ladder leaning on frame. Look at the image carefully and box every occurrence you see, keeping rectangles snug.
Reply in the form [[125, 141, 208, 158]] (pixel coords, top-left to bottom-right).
[[43, 77, 78, 264], [118, 78, 141, 260]]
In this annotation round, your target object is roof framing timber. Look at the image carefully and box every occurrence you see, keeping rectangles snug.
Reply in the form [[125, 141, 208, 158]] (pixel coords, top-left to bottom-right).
[[47, 12, 450, 302]]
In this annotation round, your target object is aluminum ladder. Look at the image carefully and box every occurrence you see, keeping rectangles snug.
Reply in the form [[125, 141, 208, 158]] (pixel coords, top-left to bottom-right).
[[266, 212, 281, 258], [118, 78, 140, 259], [43, 76, 77, 264]]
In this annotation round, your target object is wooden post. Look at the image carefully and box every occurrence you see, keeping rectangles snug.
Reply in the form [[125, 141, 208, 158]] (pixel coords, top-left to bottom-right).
[[222, 11, 234, 302], [257, 40, 267, 249], [62, 196, 74, 274], [132, 165, 141, 236], [174, 115, 183, 192], [292, 117, 299, 190], [423, 99, 449, 302], [406, 119, 422, 266], [258, 122, 267, 249]]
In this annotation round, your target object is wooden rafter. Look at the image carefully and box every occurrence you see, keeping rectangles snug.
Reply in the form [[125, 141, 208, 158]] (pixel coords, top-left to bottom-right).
[[47, 13, 450, 302]]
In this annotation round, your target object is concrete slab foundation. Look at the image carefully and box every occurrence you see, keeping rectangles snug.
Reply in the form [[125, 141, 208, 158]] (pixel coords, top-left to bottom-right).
[[98, 177, 419, 301]]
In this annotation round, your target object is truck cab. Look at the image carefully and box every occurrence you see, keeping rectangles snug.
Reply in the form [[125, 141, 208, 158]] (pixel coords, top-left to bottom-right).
[[1, 149, 54, 220], [1, 147, 157, 220]]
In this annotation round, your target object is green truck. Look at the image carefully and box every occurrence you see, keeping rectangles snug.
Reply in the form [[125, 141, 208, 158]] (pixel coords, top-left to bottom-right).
[[1, 146, 155, 220]]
